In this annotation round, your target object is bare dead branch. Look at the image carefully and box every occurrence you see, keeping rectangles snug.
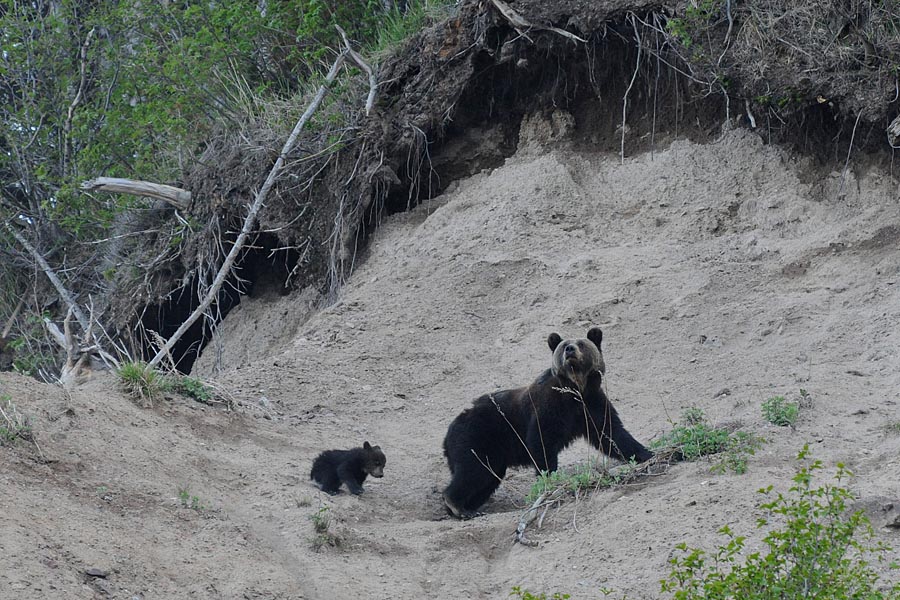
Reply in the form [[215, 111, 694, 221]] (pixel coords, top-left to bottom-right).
[[2, 296, 25, 339], [336, 25, 378, 115], [80, 177, 191, 210], [147, 41, 361, 369], [489, 0, 586, 43], [5, 222, 90, 330], [515, 487, 566, 546]]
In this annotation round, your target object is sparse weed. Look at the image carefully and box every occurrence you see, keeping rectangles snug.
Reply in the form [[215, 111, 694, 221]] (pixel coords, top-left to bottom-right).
[[296, 496, 312, 507], [883, 420, 900, 436], [117, 362, 162, 406], [510, 587, 570, 600], [0, 394, 31, 444], [762, 395, 799, 427], [661, 445, 900, 599], [177, 486, 207, 511], [309, 506, 340, 551], [652, 408, 764, 473]]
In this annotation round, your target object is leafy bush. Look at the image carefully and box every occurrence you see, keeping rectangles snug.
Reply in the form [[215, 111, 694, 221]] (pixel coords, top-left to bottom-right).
[[762, 395, 799, 427], [661, 446, 900, 599], [527, 458, 641, 502]]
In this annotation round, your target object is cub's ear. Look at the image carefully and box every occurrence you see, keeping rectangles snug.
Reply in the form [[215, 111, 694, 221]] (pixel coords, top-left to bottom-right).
[[587, 327, 603, 348], [547, 333, 563, 352], [363, 441, 372, 450]]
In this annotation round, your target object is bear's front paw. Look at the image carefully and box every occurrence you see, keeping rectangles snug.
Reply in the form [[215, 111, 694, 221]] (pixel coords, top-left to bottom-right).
[[349, 487, 364, 496]]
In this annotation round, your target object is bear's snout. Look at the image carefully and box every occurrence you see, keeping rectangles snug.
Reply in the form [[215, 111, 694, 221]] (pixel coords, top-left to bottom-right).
[[564, 344, 578, 358]]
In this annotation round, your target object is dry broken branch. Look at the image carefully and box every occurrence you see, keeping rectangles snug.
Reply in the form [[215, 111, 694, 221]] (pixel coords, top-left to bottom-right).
[[336, 25, 378, 115], [515, 487, 566, 546], [489, 0, 586, 44], [5, 222, 90, 330], [80, 177, 191, 210], [147, 31, 372, 369]]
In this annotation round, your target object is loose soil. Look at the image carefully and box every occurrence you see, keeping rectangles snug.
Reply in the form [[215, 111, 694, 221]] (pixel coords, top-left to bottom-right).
[[3, 121, 900, 599]]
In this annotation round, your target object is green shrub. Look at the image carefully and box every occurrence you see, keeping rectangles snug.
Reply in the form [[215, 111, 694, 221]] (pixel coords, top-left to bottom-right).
[[661, 445, 900, 599], [762, 395, 799, 427]]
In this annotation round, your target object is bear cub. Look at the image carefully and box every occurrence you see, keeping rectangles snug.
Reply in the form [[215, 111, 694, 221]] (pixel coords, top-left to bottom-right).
[[310, 441, 386, 495], [442, 327, 652, 518]]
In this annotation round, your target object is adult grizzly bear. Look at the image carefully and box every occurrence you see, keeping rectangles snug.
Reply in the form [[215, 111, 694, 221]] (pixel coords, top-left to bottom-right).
[[442, 327, 652, 518]]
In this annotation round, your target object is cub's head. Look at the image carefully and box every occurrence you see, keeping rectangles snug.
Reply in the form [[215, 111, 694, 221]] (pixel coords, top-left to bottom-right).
[[547, 327, 606, 386], [361, 441, 386, 478]]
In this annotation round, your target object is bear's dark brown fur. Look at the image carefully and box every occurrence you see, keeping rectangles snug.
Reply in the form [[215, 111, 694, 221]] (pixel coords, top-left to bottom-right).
[[442, 327, 651, 518]]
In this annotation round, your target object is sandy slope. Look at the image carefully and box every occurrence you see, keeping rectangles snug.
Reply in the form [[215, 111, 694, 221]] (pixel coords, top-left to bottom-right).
[[3, 121, 900, 599]]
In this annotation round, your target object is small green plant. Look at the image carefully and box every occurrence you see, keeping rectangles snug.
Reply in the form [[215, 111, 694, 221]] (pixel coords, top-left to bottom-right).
[[177, 486, 206, 511], [661, 445, 900, 599], [168, 375, 214, 404], [526, 459, 633, 503], [510, 587, 570, 600], [762, 395, 799, 427], [117, 362, 162, 405], [652, 409, 763, 473], [0, 395, 31, 444], [309, 506, 340, 551], [883, 420, 900, 436]]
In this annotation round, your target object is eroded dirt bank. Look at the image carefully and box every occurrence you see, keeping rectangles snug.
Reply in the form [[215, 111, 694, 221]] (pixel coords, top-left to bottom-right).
[[3, 122, 900, 599]]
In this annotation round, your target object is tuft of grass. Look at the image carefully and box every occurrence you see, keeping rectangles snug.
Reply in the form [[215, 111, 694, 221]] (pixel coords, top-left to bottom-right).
[[117, 361, 162, 406], [368, 0, 455, 60], [661, 445, 900, 599], [762, 395, 800, 427], [309, 506, 340, 551], [0, 394, 31, 444], [652, 408, 764, 474]]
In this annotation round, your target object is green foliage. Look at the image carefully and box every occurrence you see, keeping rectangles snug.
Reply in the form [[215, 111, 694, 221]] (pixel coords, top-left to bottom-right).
[[526, 459, 638, 503], [116, 362, 162, 405], [652, 409, 764, 474], [661, 446, 900, 599], [309, 506, 340, 551], [665, 0, 724, 49], [167, 376, 214, 404], [0, 395, 31, 445], [762, 395, 799, 427], [177, 486, 207, 511], [510, 587, 571, 600], [368, 0, 453, 58], [884, 420, 900, 436]]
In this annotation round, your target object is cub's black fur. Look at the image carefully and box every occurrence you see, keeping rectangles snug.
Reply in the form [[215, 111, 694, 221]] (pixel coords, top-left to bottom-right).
[[310, 441, 386, 495]]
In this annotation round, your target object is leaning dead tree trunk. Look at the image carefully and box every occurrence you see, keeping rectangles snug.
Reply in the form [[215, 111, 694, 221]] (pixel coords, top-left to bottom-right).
[[80, 177, 191, 210], [146, 28, 377, 370]]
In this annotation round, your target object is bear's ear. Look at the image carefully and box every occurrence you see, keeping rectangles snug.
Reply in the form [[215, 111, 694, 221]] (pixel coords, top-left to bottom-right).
[[587, 327, 603, 348], [363, 441, 371, 450], [547, 333, 563, 352]]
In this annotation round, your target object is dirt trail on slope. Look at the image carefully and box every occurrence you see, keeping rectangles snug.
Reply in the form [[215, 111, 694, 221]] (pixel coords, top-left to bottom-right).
[[3, 120, 900, 599]]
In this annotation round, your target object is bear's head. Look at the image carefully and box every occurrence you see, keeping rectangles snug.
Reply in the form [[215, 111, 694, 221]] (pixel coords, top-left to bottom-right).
[[547, 327, 606, 388], [362, 441, 386, 478]]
